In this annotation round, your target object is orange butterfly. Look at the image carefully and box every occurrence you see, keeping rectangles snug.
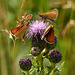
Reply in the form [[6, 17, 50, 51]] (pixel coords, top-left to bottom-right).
[[17, 12, 32, 25], [39, 8, 58, 23], [41, 25, 54, 44], [10, 12, 32, 43]]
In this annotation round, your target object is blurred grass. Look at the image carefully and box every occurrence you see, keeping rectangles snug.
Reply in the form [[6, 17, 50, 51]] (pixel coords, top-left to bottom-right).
[[0, 0, 75, 75]]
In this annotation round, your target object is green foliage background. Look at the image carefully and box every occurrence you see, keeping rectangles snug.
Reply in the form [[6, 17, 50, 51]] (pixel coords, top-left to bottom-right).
[[0, 0, 75, 75]]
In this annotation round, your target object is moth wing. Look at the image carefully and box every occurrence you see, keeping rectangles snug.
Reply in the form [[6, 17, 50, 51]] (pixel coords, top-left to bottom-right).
[[41, 25, 53, 40], [45, 8, 58, 20], [46, 8, 58, 15], [26, 14, 32, 21], [14, 23, 28, 38], [10, 24, 24, 34], [45, 29, 54, 43], [24, 12, 27, 18]]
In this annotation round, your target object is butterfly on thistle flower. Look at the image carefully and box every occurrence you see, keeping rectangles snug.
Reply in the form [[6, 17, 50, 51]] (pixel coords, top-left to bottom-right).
[[10, 12, 32, 44], [41, 25, 54, 44], [39, 8, 58, 23]]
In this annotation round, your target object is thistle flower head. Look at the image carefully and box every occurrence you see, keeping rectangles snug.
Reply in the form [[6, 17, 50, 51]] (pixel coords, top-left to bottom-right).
[[31, 32, 46, 49], [27, 20, 49, 38], [27, 20, 49, 49], [19, 57, 32, 71], [48, 50, 62, 63]]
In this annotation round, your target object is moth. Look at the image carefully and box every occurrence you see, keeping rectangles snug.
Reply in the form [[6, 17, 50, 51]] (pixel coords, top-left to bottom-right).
[[39, 8, 58, 23], [10, 12, 32, 43], [41, 25, 54, 44]]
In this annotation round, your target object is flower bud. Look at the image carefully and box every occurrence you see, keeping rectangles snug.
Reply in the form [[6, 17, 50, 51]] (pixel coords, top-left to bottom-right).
[[31, 47, 42, 56], [19, 57, 32, 71], [48, 50, 62, 63]]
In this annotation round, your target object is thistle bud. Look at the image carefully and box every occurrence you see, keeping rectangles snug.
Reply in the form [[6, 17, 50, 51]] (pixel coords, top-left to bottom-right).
[[19, 57, 32, 71], [48, 50, 62, 63]]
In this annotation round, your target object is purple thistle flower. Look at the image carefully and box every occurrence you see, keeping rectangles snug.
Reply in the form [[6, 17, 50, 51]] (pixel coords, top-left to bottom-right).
[[27, 20, 49, 38], [26, 20, 49, 49]]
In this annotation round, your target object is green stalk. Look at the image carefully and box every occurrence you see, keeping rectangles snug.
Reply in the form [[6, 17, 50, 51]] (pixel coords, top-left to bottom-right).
[[12, 38, 16, 75], [26, 71, 29, 75], [36, 54, 44, 75], [22, 71, 29, 75], [47, 63, 56, 75]]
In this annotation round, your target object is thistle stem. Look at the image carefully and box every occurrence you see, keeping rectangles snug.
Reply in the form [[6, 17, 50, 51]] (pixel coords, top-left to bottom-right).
[[36, 54, 44, 75], [47, 63, 56, 75], [26, 71, 29, 75], [40, 58, 44, 75]]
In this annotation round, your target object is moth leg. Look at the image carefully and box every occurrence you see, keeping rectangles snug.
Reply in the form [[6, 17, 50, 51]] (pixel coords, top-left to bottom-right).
[[21, 38, 25, 44]]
